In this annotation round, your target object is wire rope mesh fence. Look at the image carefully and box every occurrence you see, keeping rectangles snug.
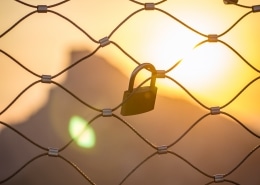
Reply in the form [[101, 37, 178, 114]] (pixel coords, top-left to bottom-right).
[[0, 0, 260, 184]]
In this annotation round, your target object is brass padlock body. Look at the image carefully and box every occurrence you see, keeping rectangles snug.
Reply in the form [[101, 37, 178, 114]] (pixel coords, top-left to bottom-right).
[[121, 63, 157, 116]]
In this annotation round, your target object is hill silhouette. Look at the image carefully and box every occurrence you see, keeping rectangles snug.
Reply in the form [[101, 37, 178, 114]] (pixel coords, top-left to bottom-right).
[[0, 50, 259, 185]]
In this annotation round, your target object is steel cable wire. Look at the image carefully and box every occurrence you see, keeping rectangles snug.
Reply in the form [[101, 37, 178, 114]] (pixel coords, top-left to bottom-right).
[[0, 50, 41, 77], [59, 114, 102, 152], [168, 113, 211, 148], [0, 80, 41, 115], [119, 151, 213, 185], [220, 76, 260, 109], [220, 112, 260, 138], [165, 75, 209, 110], [52, 46, 101, 79], [0, 153, 96, 185], [120, 145, 260, 185], [119, 152, 157, 185], [1, 0, 97, 43], [50, 81, 102, 112], [110, 41, 141, 65], [129, 0, 167, 6], [205, 179, 239, 185], [47, 10, 98, 43], [228, 1, 252, 9], [0, 121, 48, 150], [0, 0, 260, 184], [0, 0, 70, 38], [113, 114, 157, 149], [108, 8, 144, 39], [218, 11, 253, 37], [58, 155, 96, 185], [195, 40, 260, 73], [0, 11, 37, 38], [218, 40, 260, 73], [0, 153, 47, 184], [224, 145, 260, 176], [14, 0, 70, 8], [203, 145, 260, 184]]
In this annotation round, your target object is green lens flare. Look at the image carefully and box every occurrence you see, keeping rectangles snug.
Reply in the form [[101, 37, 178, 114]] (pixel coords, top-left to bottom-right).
[[69, 116, 95, 148]]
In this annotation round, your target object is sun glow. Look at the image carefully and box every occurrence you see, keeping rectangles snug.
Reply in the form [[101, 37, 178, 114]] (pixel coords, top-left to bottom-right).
[[112, 1, 259, 109], [0, 0, 259, 127]]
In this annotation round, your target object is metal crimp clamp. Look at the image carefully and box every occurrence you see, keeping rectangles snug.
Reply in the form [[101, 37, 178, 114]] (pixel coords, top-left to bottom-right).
[[208, 34, 218, 42], [145, 3, 155, 10], [37, 5, 48, 13], [214, 174, 225, 182], [156, 70, 166, 78], [157, 145, 168, 154], [223, 0, 238, 4], [99, 37, 110, 47], [252, 5, 260, 12], [48, 148, 59, 157], [41, 75, 52, 83], [102, 108, 113, 117], [210, 106, 220, 115]]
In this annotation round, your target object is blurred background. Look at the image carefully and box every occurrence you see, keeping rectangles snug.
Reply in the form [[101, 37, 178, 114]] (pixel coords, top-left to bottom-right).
[[0, 0, 260, 184]]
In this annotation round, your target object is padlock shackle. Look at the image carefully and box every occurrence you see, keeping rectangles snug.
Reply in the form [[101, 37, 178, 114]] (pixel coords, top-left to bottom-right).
[[128, 63, 157, 92]]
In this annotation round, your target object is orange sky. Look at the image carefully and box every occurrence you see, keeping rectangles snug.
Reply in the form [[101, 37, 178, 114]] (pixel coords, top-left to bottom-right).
[[0, 0, 260, 132]]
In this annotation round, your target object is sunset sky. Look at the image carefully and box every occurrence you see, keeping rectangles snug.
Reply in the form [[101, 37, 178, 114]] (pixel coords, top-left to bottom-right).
[[0, 1, 260, 184], [0, 0, 259, 132]]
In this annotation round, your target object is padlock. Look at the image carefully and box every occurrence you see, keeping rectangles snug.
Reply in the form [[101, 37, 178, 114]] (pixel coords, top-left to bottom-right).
[[121, 63, 157, 116]]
